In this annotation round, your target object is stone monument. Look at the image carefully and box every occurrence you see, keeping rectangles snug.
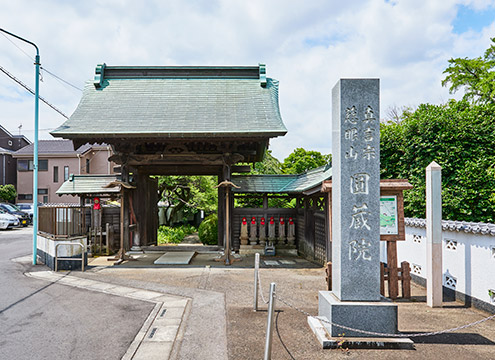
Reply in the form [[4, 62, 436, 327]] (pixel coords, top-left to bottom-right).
[[287, 217, 295, 246], [259, 217, 266, 246], [249, 217, 258, 245], [278, 217, 286, 244], [315, 79, 399, 340], [240, 217, 249, 246]]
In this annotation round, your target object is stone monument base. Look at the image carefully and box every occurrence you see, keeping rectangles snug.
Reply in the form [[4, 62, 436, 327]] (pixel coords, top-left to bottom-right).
[[239, 244, 264, 255], [318, 291, 398, 338], [308, 316, 413, 349]]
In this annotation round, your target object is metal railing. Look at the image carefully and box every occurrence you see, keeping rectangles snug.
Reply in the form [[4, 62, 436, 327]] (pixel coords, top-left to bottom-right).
[[55, 241, 85, 272], [38, 206, 86, 238]]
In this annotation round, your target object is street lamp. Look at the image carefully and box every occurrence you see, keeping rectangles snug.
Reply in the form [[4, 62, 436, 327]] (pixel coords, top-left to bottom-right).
[[0, 28, 40, 265]]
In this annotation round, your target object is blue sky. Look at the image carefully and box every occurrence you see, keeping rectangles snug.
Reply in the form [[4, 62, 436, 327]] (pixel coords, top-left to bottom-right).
[[453, 4, 495, 33], [0, 0, 494, 160]]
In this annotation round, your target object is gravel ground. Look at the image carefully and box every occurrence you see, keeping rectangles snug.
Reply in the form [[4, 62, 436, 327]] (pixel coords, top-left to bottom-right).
[[84, 253, 495, 360]]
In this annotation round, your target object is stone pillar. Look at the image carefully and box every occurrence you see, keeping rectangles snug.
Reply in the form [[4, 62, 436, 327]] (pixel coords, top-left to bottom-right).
[[331, 79, 381, 301], [426, 161, 442, 308], [317, 79, 398, 338]]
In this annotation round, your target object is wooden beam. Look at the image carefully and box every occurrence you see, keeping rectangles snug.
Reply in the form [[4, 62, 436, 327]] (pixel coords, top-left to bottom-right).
[[231, 165, 252, 173]]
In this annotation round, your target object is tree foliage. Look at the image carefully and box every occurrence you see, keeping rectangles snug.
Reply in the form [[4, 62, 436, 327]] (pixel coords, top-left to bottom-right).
[[380, 100, 495, 222], [157, 175, 217, 225], [198, 213, 218, 245], [248, 150, 284, 175], [0, 184, 17, 202], [281, 148, 331, 174], [442, 38, 495, 104]]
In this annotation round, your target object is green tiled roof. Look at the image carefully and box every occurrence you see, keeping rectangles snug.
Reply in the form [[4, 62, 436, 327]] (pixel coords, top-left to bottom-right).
[[232, 165, 332, 194], [56, 175, 120, 196], [51, 65, 287, 139]]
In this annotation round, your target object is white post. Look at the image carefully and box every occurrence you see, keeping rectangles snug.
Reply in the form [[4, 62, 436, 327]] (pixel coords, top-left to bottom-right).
[[264, 282, 276, 360], [426, 161, 442, 307], [254, 253, 260, 311]]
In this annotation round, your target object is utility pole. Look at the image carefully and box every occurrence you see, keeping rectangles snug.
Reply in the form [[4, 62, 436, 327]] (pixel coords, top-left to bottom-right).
[[0, 28, 40, 265]]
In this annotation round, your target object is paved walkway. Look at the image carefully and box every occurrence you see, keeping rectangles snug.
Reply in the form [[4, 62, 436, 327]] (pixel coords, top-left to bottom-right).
[[78, 253, 495, 360], [24, 251, 495, 359]]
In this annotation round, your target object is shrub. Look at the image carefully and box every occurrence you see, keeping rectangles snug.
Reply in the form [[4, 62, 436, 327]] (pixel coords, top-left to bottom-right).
[[157, 224, 196, 245], [198, 213, 218, 245]]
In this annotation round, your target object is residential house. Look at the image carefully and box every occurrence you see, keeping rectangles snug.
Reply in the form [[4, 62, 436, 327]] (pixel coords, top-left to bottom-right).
[[13, 140, 115, 204], [0, 125, 30, 187]]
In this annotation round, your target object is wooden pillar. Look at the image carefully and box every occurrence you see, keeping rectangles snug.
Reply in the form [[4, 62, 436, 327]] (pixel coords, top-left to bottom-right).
[[121, 164, 130, 251], [131, 171, 146, 251], [149, 176, 158, 245], [217, 176, 225, 247], [229, 185, 235, 250], [387, 240, 399, 300]]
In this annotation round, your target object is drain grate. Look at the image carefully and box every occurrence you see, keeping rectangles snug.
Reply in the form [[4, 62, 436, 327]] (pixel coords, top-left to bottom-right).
[[160, 309, 167, 317]]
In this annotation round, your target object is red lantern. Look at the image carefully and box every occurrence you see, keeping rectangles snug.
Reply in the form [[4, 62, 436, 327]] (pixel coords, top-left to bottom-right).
[[242, 217, 247, 225], [93, 197, 101, 210], [251, 216, 256, 225], [260, 217, 265, 225]]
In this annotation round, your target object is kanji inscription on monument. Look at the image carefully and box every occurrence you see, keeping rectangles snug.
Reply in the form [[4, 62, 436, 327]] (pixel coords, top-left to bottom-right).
[[331, 79, 380, 301]]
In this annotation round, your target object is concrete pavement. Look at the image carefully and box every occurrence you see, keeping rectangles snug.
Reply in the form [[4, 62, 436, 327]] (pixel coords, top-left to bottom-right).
[[5, 228, 495, 359]]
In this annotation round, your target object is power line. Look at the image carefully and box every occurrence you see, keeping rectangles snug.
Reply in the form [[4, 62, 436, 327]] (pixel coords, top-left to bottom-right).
[[40, 67, 83, 92], [1, 32, 82, 92], [0, 64, 69, 119], [0, 32, 33, 62]]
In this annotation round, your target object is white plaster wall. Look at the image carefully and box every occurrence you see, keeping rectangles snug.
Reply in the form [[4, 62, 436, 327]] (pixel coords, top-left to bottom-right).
[[37, 233, 86, 257], [394, 225, 495, 306]]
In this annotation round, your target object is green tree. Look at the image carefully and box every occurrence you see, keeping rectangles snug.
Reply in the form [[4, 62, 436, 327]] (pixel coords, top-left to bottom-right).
[[282, 148, 331, 174], [0, 184, 17, 202], [442, 38, 495, 104], [157, 175, 218, 225], [380, 100, 495, 222], [249, 150, 283, 175]]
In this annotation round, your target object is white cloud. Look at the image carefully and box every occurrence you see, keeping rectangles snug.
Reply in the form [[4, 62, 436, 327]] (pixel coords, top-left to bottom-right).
[[0, 0, 493, 161]]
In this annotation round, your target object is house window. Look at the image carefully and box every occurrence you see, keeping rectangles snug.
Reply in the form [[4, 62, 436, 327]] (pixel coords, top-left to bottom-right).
[[17, 159, 48, 171], [38, 189, 48, 195], [18, 160, 29, 171], [38, 160, 48, 171], [18, 194, 33, 200], [64, 166, 69, 181], [53, 166, 59, 182], [43, 195, 48, 204], [86, 159, 90, 173]]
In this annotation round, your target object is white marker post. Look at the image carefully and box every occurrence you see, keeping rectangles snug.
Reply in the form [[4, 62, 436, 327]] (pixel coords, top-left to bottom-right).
[[426, 161, 442, 308]]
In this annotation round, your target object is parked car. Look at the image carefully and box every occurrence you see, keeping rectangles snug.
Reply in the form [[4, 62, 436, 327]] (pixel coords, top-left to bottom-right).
[[0, 203, 30, 227], [17, 203, 35, 221], [0, 209, 20, 229]]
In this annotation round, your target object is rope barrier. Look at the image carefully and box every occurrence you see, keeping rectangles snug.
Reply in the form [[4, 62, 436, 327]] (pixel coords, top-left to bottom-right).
[[256, 269, 495, 338]]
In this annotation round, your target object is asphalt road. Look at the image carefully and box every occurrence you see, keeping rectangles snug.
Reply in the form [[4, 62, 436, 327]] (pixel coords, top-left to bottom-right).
[[0, 227, 154, 360]]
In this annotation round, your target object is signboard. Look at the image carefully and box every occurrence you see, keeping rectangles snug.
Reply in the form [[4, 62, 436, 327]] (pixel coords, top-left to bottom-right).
[[380, 195, 398, 235]]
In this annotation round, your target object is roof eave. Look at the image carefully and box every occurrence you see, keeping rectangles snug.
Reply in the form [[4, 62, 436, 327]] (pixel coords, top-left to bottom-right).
[[50, 130, 287, 139]]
